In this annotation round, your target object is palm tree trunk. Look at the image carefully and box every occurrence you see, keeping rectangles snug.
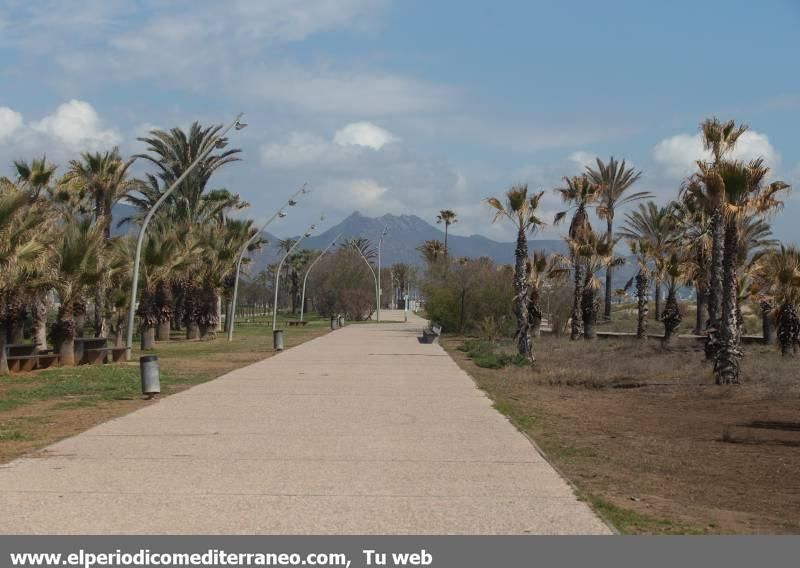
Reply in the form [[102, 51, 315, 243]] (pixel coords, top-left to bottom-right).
[[662, 287, 682, 346], [636, 271, 649, 341], [141, 325, 156, 350], [715, 219, 741, 384], [604, 217, 613, 319], [513, 227, 532, 359], [55, 304, 76, 366], [582, 286, 597, 340], [0, 319, 9, 375], [571, 258, 585, 341], [32, 296, 48, 351], [706, 207, 724, 359], [654, 280, 662, 321], [529, 289, 542, 338], [777, 303, 799, 356], [761, 300, 775, 345], [444, 224, 449, 258], [694, 288, 708, 335]]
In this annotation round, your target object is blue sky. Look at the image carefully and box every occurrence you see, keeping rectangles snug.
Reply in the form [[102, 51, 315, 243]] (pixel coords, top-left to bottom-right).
[[0, 0, 798, 242]]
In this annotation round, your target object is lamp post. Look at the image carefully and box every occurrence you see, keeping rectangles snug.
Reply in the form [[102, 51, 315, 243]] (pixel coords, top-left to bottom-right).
[[352, 241, 379, 321], [227, 185, 308, 341], [125, 112, 246, 359], [376, 225, 388, 322], [299, 233, 342, 322], [272, 217, 323, 331]]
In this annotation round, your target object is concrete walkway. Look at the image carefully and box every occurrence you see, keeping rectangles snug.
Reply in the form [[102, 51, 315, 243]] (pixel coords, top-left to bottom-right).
[[0, 312, 610, 534]]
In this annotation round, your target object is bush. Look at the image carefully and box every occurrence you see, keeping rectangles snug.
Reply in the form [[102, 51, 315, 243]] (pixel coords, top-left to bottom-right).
[[421, 257, 514, 335], [460, 339, 529, 369]]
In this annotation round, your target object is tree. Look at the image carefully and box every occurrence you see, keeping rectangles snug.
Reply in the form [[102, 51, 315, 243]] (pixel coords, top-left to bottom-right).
[[693, 117, 749, 359], [436, 210, 458, 257], [527, 251, 549, 338], [486, 185, 544, 360], [626, 239, 654, 341], [417, 240, 445, 266], [661, 252, 690, 346], [618, 201, 679, 322], [63, 148, 137, 337], [553, 175, 599, 339], [713, 159, 790, 383], [586, 157, 649, 319], [0, 183, 53, 374], [753, 245, 800, 355]]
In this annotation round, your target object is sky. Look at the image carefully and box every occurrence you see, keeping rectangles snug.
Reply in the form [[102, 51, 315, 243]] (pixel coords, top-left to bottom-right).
[[0, 0, 798, 243]]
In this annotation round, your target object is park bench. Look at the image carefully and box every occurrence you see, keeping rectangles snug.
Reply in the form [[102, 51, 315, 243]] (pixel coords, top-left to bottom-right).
[[421, 323, 442, 344], [75, 337, 126, 365], [5, 343, 60, 372], [287, 320, 309, 327]]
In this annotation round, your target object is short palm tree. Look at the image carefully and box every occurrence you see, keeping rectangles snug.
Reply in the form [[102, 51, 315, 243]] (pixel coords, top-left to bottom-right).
[[527, 250, 548, 338], [417, 240, 445, 265], [661, 251, 691, 345], [626, 238, 654, 341], [486, 185, 544, 360], [436, 210, 458, 257], [618, 201, 679, 322], [50, 217, 105, 365], [753, 245, 800, 355], [586, 157, 649, 319], [63, 148, 137, 337]]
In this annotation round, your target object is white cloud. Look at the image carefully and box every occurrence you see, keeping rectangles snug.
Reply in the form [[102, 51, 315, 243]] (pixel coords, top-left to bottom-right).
[[654, 130, 780, 178], [0, 106, 23, 141], [334, 122, 397, 150], [568, 151, 596, 172], [31, 100, 120, 151]]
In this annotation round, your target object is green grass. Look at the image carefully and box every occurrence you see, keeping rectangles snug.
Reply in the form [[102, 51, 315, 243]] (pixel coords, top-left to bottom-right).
[[0, 429, 31, 442], [588, 495, 710, 535], [460, 339, 529, 369]]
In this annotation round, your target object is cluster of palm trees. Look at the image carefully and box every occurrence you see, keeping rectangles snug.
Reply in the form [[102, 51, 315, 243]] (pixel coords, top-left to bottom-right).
[[482, 117, 795, 385], [0, 122, 264, 375]]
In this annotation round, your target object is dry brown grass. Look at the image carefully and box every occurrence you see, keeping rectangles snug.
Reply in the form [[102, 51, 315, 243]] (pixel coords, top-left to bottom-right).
[[444, 334, 800, 534]]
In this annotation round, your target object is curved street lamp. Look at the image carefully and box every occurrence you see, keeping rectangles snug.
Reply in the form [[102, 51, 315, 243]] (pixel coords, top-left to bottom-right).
[[299, 233, 343, 322], [376, 225, 388, 322], [125, 112, 246, 359], [272, 216, 324, 331], [226, 184, 308, 342], [351, 240, 379, 322]]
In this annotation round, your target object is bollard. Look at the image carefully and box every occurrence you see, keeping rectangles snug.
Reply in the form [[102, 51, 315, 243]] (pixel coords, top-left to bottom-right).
[[330, 316, 339, 330], [273, 329, 284, 351], [139, 355, 161, 400], [338, 315, 345, 328]]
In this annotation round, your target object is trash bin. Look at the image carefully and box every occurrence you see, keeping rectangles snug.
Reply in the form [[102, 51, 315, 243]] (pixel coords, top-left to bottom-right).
[[273, 329, 284, 351], [139, 355, 160, 399], [330, 316, 339, 330]]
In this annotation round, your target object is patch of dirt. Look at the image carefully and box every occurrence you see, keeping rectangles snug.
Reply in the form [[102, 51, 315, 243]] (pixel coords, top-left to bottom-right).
[[443, 335, 800, 534]]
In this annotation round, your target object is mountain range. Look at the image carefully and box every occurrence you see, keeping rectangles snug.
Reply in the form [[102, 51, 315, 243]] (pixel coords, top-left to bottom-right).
[[248, 211, 567, 273]]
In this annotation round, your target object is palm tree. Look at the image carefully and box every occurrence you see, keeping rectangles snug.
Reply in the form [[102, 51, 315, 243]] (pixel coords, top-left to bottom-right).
[[626, 239, 654, 340], [417, 240, 445, 265], [661, 252, 691, 346], [0, 184, 53, 374], [676, 183, 712, 333], [527, 251, 548, 338], [486, 185, 544, 359], [713, 159, 790, 384], [50, 217, 105, 365], [753, 245, 800, 355], [436, 210, 458, 257], [553, 175, 599, 339], [693, 118, 748, 358], [586, 157, 649, 319], [63, 148, 137, 337], [618, 202, 679, 322]]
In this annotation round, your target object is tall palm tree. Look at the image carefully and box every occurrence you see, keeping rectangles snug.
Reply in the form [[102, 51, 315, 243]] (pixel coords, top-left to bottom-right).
[[554, 175, 599, 339], [486, 185, 544, 359], [694, 118, 748, 358], [586, 157, 649, 319], [713, 159, 790, 384], [63, 148, 137, 337], [753, 245, 800, 355], [436, 210, 458, 257], [618, 201, 679, 322]]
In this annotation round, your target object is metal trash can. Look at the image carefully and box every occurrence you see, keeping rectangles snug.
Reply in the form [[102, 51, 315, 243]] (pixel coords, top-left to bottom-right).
[[338, 315, 345, 328], [139, 355, 160, 399], [330, 316, 339, 330], [273, 329, 284, 351]]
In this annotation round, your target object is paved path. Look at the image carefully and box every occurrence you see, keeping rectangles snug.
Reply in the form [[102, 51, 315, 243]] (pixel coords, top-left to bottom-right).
[[0, 312, 610, 534]]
